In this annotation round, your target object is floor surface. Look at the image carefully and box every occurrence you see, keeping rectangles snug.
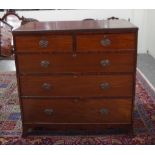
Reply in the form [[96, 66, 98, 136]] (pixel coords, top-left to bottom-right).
[[137, 54, 155, 88]]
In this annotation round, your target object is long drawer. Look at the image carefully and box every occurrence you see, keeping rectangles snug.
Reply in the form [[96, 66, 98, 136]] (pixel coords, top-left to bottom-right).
[[76, 33, 136, 51], [20, 75, 133, 97], [15, 34, 73, 52], [17, 52, 135, 74], [22, 98, 132, 124]]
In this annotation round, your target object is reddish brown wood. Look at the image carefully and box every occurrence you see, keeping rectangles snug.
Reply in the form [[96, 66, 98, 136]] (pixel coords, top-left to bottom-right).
[[13, 19, 138, 136], [131, 30, 138, 134], [1, 11, 23, 21], [15, 35, 73, 52], [13, 19, 138, 34], [20, 75, 133, 97], [22, 98, 132, 124], [22, 124, 132, 136], [76, 33, 136, 51], [17, 52, 135, 74]]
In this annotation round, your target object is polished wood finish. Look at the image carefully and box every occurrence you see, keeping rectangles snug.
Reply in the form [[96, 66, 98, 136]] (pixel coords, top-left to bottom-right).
[[22, 98, 132, 124], [20, 75, 133, 97], [22, 124, 132, 135], [76, 33, 136, 51], [17, 52, 135, 74], [15, 35, 73, 52], [13, 20, 138, 33], [13, 19, 138, 136]]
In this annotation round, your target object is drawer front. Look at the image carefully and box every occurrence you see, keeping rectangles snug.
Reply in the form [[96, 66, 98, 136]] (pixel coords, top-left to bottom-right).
[[15, 35, 73, 52], [20, 75, 133, 97], [22, 98, 132, 124], [77, 33, 136, 51], [17, 52, 135, 74]]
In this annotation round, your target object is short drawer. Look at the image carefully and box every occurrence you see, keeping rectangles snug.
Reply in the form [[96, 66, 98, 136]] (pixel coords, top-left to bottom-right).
[[76, 33, 136, 51], [15, 34, 73, 52], [17, 52, 135, 74], [20, 75, 133, 97], [22, 98, 132, 124]]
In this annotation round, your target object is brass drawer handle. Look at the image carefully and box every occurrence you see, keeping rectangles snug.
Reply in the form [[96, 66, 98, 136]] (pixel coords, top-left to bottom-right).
[[42, 83, 52, 90], [100, 36, 111, 46], [44, 109, 53, 115], [100, 59, 110, 67], [40, 60, 50, 68], [100, 108, 109, 115], [39, 38, 48, 48], [100, 82, 110, 90]]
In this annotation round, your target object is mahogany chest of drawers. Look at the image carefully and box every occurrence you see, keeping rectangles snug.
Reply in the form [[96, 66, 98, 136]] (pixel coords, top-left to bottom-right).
[[13, 19, 138, 136]]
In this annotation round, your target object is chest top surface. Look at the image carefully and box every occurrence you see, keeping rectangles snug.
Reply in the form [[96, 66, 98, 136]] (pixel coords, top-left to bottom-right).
[[13, 19, 138, 34]]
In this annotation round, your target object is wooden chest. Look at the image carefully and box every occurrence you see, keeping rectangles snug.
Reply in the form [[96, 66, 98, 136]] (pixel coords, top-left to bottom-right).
[[13, 19, 138, 136]]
